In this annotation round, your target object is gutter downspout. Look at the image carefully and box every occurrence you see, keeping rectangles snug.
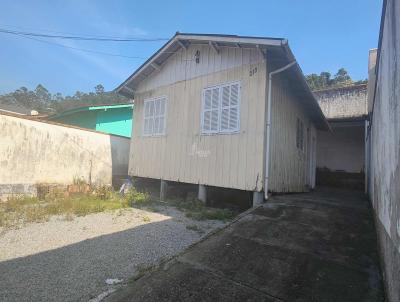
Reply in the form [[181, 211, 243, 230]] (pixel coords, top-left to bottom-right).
[[264, 61, 297, 199]]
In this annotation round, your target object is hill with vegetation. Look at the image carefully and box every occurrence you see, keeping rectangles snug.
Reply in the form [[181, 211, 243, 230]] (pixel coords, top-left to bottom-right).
[[0, 84, 129, 114]]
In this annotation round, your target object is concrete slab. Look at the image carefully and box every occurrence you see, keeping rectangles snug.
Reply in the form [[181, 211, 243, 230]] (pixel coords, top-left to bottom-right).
[[106, 189, 384, 302]]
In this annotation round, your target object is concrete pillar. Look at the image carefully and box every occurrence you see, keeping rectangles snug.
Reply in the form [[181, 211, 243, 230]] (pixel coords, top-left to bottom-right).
[[198, 184, 207, 203], [160, 179, 168, 201], [252, 191, 264, 207]]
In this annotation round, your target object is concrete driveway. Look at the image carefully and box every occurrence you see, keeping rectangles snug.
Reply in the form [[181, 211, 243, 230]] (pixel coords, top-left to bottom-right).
[[107, 188, 385, 302]]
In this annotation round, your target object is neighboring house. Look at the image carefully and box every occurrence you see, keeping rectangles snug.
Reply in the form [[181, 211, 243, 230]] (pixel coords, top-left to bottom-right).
[[314, 84, 367, 189], [117, 33, 328, 204], [366, 0, 400, 300], [48, 103, 134, 137], [0, 102, 40, 116]]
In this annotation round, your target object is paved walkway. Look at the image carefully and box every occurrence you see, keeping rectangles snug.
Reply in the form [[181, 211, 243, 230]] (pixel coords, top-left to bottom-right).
[[107, 188, 384, 302]]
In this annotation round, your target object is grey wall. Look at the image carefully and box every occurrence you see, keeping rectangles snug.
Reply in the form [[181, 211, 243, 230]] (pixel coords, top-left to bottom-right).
[[0, 113, 130, 199], [367, 1, 400, 301], [315, 85, 367, 119], [317, 123, 365, 173]]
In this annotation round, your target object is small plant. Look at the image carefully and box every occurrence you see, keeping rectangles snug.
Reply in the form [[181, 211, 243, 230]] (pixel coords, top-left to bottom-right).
[[72, 176, 87, 186], [142, 216, 151, 222], [126, 187, 151, 205], [95, 185, 111, 200]]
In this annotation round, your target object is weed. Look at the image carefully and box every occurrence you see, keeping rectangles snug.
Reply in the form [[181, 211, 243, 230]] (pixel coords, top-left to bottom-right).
[[142, 216, 151, 222], [72, 176, 87, 186], [185, 224, 204, 234], [126, 187, 151, 205], [0, 192, 131, 229], [166, 198, 235, 222]]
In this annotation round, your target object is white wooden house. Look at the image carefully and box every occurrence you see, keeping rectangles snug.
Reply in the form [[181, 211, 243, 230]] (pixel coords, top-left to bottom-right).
[[117, 33, 329, 204]]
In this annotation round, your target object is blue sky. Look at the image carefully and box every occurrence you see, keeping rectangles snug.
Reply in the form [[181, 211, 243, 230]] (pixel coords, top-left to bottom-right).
[[0, 0, 382, 96]]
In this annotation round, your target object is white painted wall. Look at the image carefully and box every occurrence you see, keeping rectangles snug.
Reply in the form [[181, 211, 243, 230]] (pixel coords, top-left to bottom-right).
[[128, 43, 320, 193], [269, 73, 317, 192], [130, 45, 267, 191], [0, 113, 130, 198], [317, 124, 365, 173]]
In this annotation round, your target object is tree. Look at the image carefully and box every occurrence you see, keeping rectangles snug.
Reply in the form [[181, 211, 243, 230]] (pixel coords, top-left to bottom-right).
[[0, 84, 129, 114], [333, 68, 351, 85], [305, 68, 363, 91], [95, 84, 105, 94]]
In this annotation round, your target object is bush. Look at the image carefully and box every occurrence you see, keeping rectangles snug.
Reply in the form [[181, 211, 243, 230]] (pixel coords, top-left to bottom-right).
[[125, 187, 151, 205]]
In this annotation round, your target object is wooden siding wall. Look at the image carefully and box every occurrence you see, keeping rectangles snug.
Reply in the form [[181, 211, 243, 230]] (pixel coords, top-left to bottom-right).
[[269, 74, 317, 192], [129, 45, 266, 191]]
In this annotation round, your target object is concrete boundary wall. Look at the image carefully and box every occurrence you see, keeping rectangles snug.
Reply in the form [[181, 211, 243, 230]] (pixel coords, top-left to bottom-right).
[[0, 112, 130, 199], [314, 84, 367, 119], [367, 1, 400, 301]]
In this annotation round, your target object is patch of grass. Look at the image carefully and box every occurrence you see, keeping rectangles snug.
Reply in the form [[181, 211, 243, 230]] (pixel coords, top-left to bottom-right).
[[142, 215, 151, 222], [0, 192, 130, 229]]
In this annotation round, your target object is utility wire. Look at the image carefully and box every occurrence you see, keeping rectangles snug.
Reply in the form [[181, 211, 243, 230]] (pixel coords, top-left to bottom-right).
[[0, 23, 152, 40], [8, 31, 148, 59], [0, 28, 169, 42]]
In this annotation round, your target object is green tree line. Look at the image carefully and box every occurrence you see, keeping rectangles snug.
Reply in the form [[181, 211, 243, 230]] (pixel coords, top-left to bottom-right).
[[305, 68, 367, 91], [0, 84, 129, 114]]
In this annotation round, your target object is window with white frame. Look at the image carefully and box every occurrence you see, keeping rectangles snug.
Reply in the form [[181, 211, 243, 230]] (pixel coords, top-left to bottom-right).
[[201, 82, 240, 134], [296, 117, 304, 151], [143, 97, 167, 136]]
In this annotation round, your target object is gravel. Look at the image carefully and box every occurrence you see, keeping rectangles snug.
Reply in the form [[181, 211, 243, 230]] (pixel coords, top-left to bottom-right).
[[0, 205, 225, 302]]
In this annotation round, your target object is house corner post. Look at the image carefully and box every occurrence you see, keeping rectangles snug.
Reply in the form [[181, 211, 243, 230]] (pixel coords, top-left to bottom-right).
[[160, 179, 168, 201], [198, 184, 207, 203], [252, 191, 264, 207]]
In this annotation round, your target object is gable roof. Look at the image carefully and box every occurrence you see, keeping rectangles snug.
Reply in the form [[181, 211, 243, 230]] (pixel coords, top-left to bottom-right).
[[116, 32, 329, 130]]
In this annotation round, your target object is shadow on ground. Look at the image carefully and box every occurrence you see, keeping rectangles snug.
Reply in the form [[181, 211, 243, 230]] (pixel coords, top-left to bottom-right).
[[0, 209, 212, 302]]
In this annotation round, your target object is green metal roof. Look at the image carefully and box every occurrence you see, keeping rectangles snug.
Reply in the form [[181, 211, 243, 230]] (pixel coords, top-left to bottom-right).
[[49, 103, 133, 119]]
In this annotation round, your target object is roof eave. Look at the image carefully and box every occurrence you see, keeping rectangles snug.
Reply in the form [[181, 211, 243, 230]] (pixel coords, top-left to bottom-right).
[[115, 33, 286, 98]]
